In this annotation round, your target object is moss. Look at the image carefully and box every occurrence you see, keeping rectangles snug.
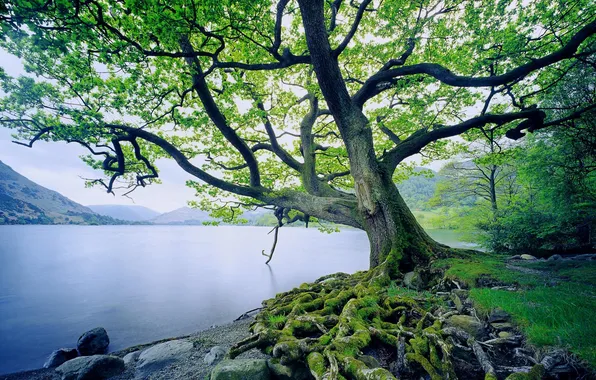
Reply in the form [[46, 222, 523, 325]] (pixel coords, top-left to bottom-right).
[[410, 335, 429, 356], [406, 352, 441, 380], [306, 352, 326, 377]]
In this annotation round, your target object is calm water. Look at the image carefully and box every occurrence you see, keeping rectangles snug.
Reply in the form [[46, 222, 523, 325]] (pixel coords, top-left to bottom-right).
[[0, 225, 472, 374]]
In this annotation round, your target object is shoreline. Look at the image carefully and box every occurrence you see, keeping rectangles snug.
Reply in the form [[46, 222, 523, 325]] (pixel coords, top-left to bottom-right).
[[1, 316, 266, 380]]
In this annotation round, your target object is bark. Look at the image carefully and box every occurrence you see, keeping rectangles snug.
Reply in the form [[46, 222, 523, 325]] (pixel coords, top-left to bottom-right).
[[358, 171, 446, 270], [297, 0, 446, 270]]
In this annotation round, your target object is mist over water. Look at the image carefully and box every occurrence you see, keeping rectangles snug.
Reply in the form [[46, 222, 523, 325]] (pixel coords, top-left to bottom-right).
[[0, 225, 471, 374]]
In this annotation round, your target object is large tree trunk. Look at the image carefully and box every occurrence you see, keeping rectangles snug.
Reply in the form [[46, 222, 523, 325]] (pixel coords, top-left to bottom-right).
[[354, 163, 446, 271], [296, 0, 446, 271]]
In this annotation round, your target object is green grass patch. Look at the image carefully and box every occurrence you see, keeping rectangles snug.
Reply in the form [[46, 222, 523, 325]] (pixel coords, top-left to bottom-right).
[[267, 314, 287, 329], [435, 253, 596, 368], [471, 283, 596, 368], [388, 281, 434, 299]]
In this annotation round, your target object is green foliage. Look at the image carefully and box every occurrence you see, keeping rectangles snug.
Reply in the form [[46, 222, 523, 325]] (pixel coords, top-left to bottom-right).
[[0, 0, 593, 228], [396, 168, 441, 211], [429, 62, 596, 254]]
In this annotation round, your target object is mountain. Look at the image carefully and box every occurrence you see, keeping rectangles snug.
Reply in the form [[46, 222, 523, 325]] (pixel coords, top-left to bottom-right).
[[0, 160, 124, 225], [396, 168, 441, 210], [151, 207, 216, 225], [88, 204, 160, 222]]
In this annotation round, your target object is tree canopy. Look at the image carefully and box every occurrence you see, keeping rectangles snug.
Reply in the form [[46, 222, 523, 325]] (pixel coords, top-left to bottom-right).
[[1, 0, 595, 267]]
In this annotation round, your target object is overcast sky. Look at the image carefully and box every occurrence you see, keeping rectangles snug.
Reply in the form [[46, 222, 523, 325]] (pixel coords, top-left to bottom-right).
[[0, 49, 442, 214]]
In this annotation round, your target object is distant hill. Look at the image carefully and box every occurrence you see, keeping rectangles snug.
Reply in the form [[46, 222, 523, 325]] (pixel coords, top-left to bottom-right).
[[396, 168, 441, 210], [151, 206, 216, 225], [0, 160, 125, 225], [88, 204, 160, 222]]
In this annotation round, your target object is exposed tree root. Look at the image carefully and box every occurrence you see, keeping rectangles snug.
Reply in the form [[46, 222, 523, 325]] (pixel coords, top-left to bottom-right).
[[229, 258, 584, 379]]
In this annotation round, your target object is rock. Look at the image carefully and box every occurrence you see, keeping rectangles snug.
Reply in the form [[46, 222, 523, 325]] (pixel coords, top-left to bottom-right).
[[267, 358, 310, 380], [547, 254, 562, 261], [571, 254, 596, 261], [55, 355, 124, 380], [77, 327, 110, 356], [498, 331, 513, 339], [123, 350, 141, 365], [43, 348, 78, 368], [403, 271, 423, 289], [204, 346, 227, 365], [488, 308, 510, 323], [452, 293, 464, 313], [212, 359, 270, 380], [507, 255, 521, 260], [491, 322, 514, 331], [136, 339, 194, 376], [444, 315, 487, 339], [520, 254, 537, 260]]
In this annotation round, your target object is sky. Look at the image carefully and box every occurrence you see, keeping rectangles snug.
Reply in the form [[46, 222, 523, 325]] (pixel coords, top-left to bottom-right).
[[0, 49, 442, 214]]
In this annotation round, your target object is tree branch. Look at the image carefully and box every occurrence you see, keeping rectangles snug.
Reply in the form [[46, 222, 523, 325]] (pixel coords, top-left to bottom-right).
[[355, 20, 596, 106], [383, 109, 546, 169], [333, 0, 373, 57], [179, 35, 262, 187]]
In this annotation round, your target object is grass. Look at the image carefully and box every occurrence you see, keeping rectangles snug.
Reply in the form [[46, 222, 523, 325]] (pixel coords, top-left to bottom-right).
[[433, 253, 596, 369], [267, 314, 287, 329]]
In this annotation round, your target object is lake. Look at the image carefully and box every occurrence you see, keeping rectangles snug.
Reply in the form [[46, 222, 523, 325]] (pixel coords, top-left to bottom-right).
[[0, 225, 473, 374]]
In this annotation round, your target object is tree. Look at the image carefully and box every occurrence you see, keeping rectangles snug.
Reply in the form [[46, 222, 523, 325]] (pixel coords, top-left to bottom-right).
[[430, 60, 596, 252], [1, 0, 595, 271]]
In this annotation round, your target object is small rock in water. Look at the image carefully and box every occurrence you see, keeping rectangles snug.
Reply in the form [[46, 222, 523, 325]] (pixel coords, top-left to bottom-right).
[[520, 254, 537, 260], [55, 355, 124, 380], [212, 359, 271, 380], [547, 254, 563, 261], [77, 327, 110, 356], [123, 350, 141, 365], [43, 348, 78, 368], [204, 346, 227, 365]]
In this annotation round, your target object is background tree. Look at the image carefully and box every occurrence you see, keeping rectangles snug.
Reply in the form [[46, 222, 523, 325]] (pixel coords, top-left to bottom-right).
[[1, 0, 595, 270], [430, 61, 596, 252]]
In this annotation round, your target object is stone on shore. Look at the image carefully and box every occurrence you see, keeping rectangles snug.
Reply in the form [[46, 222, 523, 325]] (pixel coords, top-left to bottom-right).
[[204, 346, 227, 365], [43, 348, 78, 368], [135, 339, 194, 377], [211, 359, 271, 380], [77, 327, 110, 356], [520, 254, 537, 260], [55, 355, 124, 380], [123, 350, 141, 365]]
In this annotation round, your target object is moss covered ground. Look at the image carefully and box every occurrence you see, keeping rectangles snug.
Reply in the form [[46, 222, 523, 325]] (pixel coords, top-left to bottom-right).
[[433, 252, 596, 369], [227, 250, 596, 379]]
